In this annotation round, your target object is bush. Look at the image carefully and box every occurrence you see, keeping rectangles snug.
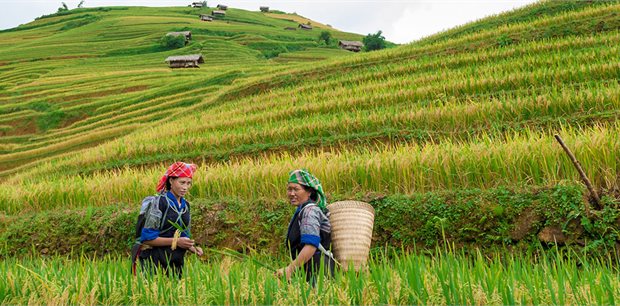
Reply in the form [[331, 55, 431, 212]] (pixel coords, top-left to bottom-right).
[[318, 31, 332, 45], [2, 185, 618, 258], [363, 30, 386, 51], [497, 34, 514, 47], [36, 109, 67, 131], [57, 2, 69, 13], [160, 34, 186, 49]]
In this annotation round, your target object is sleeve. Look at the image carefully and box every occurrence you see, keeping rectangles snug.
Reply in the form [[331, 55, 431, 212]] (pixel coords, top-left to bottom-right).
[[299, 206, 321, 248], [140, 199, 163, 242]]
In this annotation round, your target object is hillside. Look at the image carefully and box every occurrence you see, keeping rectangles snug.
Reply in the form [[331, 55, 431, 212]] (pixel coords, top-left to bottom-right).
[[0, 5, 363, 173], [0, 0, 619, 256]]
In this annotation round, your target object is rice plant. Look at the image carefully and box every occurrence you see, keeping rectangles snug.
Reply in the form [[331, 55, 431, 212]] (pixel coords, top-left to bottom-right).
[[0, 248, 618, 305]]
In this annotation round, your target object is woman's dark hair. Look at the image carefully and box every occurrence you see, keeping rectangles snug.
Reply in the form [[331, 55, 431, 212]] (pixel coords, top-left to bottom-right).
[[165, 176, 178, 191], [301, 184, 318, 202]]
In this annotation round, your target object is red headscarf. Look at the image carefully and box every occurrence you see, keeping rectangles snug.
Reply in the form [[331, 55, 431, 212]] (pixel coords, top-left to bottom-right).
[[156, 162, 197, 193]]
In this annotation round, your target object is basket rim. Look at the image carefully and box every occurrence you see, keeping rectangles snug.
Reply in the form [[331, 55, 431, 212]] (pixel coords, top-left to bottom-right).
[[328, 200, 375, 214]]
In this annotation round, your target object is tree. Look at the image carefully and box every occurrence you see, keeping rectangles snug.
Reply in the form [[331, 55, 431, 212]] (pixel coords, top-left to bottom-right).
[[363, 30, 386, 51], [160, 34, 186, 49], [78, 0, 85, 8], [57, 2, 69, 12], [318, 31, 332, 45]]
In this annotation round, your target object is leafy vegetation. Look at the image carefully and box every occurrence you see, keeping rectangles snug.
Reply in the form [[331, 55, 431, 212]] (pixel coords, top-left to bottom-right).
[[2, 185, 619, 258], [363, 30, 387, 51], [159, 33, 186, 49], [1, 248, 619, 304], [318, 30, 332, 45]]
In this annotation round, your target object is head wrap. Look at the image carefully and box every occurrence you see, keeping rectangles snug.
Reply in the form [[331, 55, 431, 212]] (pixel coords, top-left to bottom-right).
[[288, 169, 327, 210], [156, 162, 197, 194]]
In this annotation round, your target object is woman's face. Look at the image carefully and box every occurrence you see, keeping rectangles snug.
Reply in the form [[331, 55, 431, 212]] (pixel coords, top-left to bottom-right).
[[287, 183, 311, 206], [170, 177, 192, 198]]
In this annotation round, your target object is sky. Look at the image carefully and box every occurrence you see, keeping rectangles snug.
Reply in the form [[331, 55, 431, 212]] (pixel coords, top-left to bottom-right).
[[0, 0, 538, 44]]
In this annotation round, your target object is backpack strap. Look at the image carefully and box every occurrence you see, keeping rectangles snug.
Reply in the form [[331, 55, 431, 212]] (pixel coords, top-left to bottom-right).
[[159, 195, 188, 234], [158, 195, 172, 231]]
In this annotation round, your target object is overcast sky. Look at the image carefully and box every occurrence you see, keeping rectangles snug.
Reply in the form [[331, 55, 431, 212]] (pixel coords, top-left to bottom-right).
[[0, 0, 538, 44]]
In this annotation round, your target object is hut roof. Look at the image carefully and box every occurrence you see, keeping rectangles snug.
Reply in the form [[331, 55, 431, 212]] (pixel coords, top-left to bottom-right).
[[260, 6, 269, 11], [298, 24, 312, 29], [167, 31, 191, 37], [216, 4, 228, 9], [165, 54, 204, 63], [212, 10, 226, 15], [339, 40, 363, 47]]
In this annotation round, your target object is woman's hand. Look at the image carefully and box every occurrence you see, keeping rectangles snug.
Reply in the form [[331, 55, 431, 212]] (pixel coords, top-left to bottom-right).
[[176, 237, 195, 249], [190, 246, 204, 256], [275, 265, 294, 281]]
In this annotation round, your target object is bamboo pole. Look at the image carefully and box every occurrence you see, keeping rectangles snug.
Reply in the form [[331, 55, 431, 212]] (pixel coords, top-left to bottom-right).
[[554, 135, 602, 215]]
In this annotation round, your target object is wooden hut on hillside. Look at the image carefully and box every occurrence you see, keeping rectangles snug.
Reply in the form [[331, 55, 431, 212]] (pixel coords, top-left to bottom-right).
[[200, 14, 213, 21], [165, 54, 204, 68], [260, 6, 269, 12], [191, 2, 204, 8], [338, 40, 364, 52], [298, 23, 312, 30], [166, 31, 192, 44], [216, 4, 228, 10], [212, 10, 226, 17]]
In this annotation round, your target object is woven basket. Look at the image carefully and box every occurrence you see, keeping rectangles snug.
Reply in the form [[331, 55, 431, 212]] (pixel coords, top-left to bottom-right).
[[328, 200, 375, 271]]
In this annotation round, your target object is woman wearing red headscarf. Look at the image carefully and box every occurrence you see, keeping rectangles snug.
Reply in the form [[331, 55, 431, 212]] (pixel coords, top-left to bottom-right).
[[139, 162, 203, 278]]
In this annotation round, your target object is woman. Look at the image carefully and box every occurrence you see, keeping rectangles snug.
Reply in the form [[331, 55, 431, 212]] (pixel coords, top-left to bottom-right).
[[139, 161, 203, 278], [276, 169, 335, 284]]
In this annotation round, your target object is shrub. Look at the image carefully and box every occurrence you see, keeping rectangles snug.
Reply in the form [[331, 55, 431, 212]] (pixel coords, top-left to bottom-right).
[[36, 109, 67, 131], [363, 30, 386, 51], [318, 31, 332, 45], [497, 34, 514, 47], [160, 34, 186, 49]]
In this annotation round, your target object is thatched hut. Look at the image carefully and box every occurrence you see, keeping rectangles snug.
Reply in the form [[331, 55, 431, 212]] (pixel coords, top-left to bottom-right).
[[191, 2, 204, 8], [260, 6, 269, 12], [338, 40, 364, 52], [165, 54, 204, 68], [200, 14, 213, 21], [212, 10, 226, 17], [216, 4, 228, 10], [166, 31, 192, 44], [298, 23, 312, 30]]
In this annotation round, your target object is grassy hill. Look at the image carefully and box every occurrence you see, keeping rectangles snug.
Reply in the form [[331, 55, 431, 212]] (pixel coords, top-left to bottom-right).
[[0, 6, 362, 171], [0, 1, 619, 256]]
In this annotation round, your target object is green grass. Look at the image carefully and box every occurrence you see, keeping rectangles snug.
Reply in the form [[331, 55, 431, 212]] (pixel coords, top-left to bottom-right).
[[0, 249, 618, 305], [0, 0, 619, 260]]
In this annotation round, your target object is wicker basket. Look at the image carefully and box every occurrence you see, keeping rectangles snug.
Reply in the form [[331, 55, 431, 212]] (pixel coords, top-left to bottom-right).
[[328, 200, 375, 271]]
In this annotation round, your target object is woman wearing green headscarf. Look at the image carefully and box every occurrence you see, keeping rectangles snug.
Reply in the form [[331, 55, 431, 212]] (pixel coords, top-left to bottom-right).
[[275, 169, 335, 284]]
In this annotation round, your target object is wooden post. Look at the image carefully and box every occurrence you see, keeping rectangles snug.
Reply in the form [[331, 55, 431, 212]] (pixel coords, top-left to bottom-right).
[[554, 134, 602, 215]]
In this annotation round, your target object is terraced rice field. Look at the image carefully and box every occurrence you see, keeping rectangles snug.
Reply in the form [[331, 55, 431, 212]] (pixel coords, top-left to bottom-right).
[[1, 1, 620, 304]]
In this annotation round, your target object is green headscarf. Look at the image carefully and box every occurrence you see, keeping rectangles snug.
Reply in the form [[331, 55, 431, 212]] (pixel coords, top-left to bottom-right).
[[288, 169, 327, 210]]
